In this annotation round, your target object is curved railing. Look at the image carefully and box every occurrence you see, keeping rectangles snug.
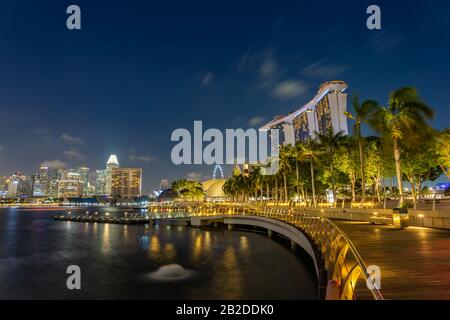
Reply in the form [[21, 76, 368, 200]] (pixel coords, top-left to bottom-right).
[[148, 203, 383, 300]]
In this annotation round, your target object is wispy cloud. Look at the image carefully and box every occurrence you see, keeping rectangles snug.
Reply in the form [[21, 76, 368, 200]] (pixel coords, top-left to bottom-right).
[[40, 159, 67, 169], [61, 133, 84, 144], [302, 60, 349, 79], [365, 30, 401, 53], [63, 148, 86, 160], [248, 116, 267, 127], [201, 72, 214, 86], [236, 51, 253, 72], [129, 155, 154, 163], [260, 56, 278, 78], [272, 80, 308, 100]]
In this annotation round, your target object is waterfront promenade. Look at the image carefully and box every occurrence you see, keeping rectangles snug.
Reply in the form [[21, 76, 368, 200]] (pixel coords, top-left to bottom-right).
[[334, 220, 450, 300], [147, 203, 450, 300]]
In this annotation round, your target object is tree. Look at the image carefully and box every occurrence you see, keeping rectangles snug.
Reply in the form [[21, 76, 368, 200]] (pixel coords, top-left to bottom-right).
[[172, 179, 205, 201], [344, 95, 379, 203], [316, 129, 346, 206], [402, 139, 440, 205], [298, 140, 321, 207], [436, 128, 450, 179], [369, 87, 434, 206], [365, 137, 394, 202], [279, 145, 293, 203], [334, 137, 360, 202]]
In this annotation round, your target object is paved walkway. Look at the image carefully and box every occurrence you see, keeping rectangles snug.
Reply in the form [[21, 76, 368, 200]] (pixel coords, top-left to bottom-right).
[[332, 220, 450, 300]]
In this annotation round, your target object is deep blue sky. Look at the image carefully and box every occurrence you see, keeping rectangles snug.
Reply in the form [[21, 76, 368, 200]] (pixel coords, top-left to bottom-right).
[[0, 0, 449, 192]]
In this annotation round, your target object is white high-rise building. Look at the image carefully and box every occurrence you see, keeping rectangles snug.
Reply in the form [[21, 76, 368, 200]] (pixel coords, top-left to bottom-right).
[[105, 154, 119, 196]]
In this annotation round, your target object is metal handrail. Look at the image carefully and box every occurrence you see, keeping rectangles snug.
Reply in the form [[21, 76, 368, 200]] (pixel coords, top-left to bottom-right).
[[323, 218, 384, 300]]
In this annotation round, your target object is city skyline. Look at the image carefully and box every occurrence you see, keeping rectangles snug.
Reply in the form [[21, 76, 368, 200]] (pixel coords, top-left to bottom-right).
[[0, 154, 143, 198], [1, 1, 450, 190]]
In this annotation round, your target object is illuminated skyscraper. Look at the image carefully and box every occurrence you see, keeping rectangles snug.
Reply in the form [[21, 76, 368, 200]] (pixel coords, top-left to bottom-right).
[[111, 168, 142, 198], [78, 167, 89, 196], [57, 180, 83, 198], [105, 154, 119, 196], [95, 170, 107, 195], [261, 81, 349, 143], [31, 166, 50, 197], [7, 173, 31, 198]]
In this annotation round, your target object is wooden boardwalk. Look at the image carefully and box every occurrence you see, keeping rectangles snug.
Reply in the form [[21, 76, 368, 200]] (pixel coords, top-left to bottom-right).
[[332, 220, 450, 300]]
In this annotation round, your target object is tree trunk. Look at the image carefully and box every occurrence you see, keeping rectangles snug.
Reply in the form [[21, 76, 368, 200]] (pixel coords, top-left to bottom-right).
[[283, 173, 288, 203], [359, 137, 366, 203], [330, 158, 336, 206], [375, 173, 381, 203], [351, 173, 356, 202], [295, 160, 300, 201], [275, 177, 278, 203], [407, 176, 417, 205], [300, 184, 306, 203], [310, 160, 316, 207], [393, 138, 404, 206]]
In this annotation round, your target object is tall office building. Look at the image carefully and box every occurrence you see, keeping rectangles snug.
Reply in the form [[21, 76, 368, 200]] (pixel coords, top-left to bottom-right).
[[95, 170, 107, 195], [6, 173, 31, 198], [32, 166, 50, 197], [0, 176, 8, 198], [261, 81, 349, 144], [57, 180, 83, 198], [78, 167, 89, 196], [111, 168, 142, 198], [105, 154, 119, 196]]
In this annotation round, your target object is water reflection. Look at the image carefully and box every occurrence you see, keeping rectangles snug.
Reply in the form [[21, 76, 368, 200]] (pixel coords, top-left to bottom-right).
[[204, 231, 211, 251], [213, 247, 243, 299], [150, 234, 160, 257], [193, 234, 203, 261], [0, 208, 318, 299], [240, 236, 249, 251], [102, 223, 110, 254], [164, 243, 176, 259]]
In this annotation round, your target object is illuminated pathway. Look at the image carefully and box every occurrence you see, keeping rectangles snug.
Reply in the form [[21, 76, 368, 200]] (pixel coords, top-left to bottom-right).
[[332, 220, 450, 300]]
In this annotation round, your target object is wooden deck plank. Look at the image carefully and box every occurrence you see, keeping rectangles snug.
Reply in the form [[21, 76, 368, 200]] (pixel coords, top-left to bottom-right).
[[332, 220, 450, 300]]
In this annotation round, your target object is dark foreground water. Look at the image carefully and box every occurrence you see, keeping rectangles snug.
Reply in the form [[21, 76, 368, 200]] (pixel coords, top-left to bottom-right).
[[0, 207, 318, 299]]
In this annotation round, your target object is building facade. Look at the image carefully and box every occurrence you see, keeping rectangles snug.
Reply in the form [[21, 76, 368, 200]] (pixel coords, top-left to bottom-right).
[[95, 169, 107, 195], [78, 167, 89, 196], [32, 166, 50, 197], [261, 80, 349, 144], [6, 173, 31, 198], [111, 168, 142, 198], [105, 155, 119, 196], [57, 180, 83, 198]]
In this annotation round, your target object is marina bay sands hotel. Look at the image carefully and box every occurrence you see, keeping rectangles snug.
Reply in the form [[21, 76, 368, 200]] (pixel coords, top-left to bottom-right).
[[260, 80, 349, 144]]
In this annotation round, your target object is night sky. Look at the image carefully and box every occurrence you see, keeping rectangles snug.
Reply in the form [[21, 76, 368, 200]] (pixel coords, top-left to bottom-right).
[[0, 0, 449, 192]]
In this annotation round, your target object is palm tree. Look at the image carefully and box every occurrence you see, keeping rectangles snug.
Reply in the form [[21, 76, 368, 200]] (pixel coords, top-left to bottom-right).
[[316, 129, 346, 206], [279, 145, 292, 203], [344, 95, 379, 203], [298, 140, 321, 207], [369, 87, 434, 206], [248, 166, 262, 202]]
